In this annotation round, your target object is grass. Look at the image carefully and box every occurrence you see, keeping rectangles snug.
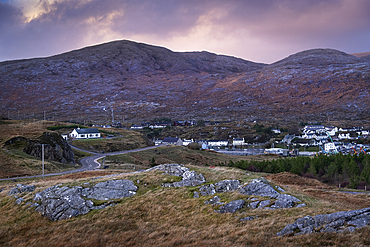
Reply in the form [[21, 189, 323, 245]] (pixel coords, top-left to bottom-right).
[[104, 145, 280, 170], [1, 165, 369, 246]]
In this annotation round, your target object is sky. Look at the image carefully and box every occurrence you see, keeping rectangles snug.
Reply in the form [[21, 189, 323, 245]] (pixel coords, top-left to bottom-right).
[[0, 0, 370, 64]]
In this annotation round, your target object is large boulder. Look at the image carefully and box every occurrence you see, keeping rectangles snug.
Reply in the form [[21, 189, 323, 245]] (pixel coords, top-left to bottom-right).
[[277, 207, 370, 236], [149, 164, 206, 187], [215, 180, 240, 193], [198, 179, 240, 196], [83, 180, 137, 200], [34, 179, 137, 221], [216, 199, 245, 213], [238, 178, 280, 198]]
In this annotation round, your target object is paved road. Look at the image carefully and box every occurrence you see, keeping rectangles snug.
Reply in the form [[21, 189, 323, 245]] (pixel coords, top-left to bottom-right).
[[0, 144, 163, 181]]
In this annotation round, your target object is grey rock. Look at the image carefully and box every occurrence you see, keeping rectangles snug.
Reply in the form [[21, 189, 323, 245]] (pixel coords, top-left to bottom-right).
[[193, 191, 199, 198], [15, 197, 25, 205], [204, 196, 224, 206], [34, 179, 138, 221], [199, 184, 216, 196], [87, 180, 137, 200], [258, 200, 271, 209], [238, 179, 280, 198], [240, 215, 258, 221], [249, 201, 260, 209], [8, 184, 36, 196], [277, 206, 370, 236], [273, 194, 301, 209], [214, 180, 240, 193], [295, 203, 307, 208], [152, 164, 206, 187], [216, 199, 245, 213]]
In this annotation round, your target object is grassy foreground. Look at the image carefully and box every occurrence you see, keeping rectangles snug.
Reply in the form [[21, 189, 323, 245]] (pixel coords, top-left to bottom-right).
[[1, 165, 370, 246]]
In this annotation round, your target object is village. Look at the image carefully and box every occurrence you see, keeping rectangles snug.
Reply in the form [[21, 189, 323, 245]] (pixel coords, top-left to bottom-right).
[[67, 121, 370, 157]]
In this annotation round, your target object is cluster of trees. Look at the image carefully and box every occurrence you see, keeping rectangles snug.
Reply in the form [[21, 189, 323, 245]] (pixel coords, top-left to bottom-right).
[[228, 153, 370, 189]]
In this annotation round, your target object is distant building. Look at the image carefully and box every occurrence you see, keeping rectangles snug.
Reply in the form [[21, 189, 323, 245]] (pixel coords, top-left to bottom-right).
[[324, 142, 337, 153], [207, 140, 229, 147], [70, 128, 100, 139], [162, 137, 183, 146], [182, 139, 194, 146], [233, 138, 245, 146], [271, 128, 281, 134], [130, 125, 143, 130]]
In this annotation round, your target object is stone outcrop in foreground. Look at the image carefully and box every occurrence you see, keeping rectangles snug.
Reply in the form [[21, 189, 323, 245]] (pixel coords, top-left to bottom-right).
[[34, 179, 137, 221], [149, 164, 206, 187], [277, 207, 370, 236]]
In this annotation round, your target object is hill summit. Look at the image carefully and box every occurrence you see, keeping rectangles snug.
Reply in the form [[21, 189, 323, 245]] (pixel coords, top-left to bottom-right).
[[1, 40, 369, 122]]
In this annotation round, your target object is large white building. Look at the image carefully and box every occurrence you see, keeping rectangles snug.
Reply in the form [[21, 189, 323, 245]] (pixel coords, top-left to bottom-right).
[[70, 128, 101, 139]]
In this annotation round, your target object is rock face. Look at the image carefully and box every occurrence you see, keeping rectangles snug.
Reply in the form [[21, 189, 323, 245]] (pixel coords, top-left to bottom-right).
[[34, 179, 137, 221], [277, 207, 370, 236], [150, 164, 206, 187], [5, 132, 75, 164]]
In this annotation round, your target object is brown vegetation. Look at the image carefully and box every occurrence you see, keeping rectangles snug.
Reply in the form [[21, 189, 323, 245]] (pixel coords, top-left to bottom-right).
[[1, 168, 370, 246]]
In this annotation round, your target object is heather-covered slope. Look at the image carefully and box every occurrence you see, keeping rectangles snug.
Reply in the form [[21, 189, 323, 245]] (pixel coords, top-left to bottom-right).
[[1, 41, 369, 122]]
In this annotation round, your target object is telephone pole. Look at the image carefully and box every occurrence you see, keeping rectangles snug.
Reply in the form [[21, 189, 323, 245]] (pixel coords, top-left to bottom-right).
[[42, 144, 45, 179], [111, 109, 114, 123]]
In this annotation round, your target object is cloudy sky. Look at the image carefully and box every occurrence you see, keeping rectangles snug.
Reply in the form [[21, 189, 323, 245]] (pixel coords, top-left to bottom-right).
[[1, 0, 370, 63]]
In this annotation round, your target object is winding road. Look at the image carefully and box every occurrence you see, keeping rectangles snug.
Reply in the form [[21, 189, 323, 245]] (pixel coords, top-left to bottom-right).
[[0, 144, 163, 181]]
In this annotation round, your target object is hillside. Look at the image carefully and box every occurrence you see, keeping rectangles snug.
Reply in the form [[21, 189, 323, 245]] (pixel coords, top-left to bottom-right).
[[1, 165, 370, 246], [1, 41, 370, 123]]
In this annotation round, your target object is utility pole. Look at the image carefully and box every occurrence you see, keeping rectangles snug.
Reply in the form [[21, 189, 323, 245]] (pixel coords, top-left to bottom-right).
[[111, 109, 114, 123], [43, 111, 45, 121], [42, 144, 45, 179]]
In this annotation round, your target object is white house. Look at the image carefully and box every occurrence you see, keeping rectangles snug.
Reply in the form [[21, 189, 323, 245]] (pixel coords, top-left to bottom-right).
[[338, 133, 351, 140], [271, 128, 281, 134], [70, 128, 101, 139], [324, 142, 337, 153], [130, 125, 143, 130], [182, 139, 194, 146], [207, 140, 229, 147], [233, 138, 245, 146], [325, 126, 338, 136]]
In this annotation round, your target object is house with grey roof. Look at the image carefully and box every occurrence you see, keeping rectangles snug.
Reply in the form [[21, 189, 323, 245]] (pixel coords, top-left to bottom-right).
[[70, 128, 101, 139], [162, 137, 183, 146]]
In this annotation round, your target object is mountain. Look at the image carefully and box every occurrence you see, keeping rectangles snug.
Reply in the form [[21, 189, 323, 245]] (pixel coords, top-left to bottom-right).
[[1, 41, 369, 123], [351, 51, 370, 62]]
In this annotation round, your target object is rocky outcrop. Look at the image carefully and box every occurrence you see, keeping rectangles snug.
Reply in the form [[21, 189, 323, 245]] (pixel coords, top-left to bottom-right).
[[149, 164, 206, 187], [238, 178, 282, 198], [8, 184, 36, 195], [199, 179, 240, 196], [277, 207, 370, 236], [5, 132, 75, 164], [215, 199, 245, 214], [201, 178, 304, 213], [34, 179, 137, 221]]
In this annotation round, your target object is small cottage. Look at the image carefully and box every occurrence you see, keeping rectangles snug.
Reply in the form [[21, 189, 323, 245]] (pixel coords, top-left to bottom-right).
[[70, 128, 101, 139]]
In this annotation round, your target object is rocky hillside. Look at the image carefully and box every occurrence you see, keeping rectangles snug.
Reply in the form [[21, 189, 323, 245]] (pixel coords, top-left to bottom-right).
[[1, 40, 369, 123]]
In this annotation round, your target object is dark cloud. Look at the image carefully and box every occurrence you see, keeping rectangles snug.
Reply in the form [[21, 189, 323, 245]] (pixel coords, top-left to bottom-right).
[[0, 0, 370, 63]]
